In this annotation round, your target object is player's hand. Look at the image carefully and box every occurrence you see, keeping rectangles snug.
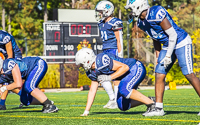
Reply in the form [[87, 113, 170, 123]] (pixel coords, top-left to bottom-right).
[[97, 75, 111, 84], [0, 86, 7, 95], [160, 56, 172, 69], [80, 110, 89, 116]]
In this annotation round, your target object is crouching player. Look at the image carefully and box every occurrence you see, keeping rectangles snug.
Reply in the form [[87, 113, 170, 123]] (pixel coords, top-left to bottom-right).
[[75, 48, 154, 116], [0, 57, 59, 113]]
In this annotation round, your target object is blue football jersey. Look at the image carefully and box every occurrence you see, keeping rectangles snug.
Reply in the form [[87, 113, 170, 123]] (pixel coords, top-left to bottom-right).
[[0, 30, 22, 59], [0, 57, 40, 84], [86, 53, 137, 81], [98, 17, 123, 50], [137, 6, 188, 48]]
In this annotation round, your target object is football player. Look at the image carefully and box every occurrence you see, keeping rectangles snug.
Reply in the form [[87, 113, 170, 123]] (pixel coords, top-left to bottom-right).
[[75, 48, 155, 116], [0, 57, 59, 113], [125, 0, 200, 116], [94, 0, 124, 109], [0, 30, 23, 110]]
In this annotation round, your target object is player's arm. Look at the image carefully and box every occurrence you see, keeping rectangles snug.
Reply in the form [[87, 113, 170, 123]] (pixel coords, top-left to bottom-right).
[[113, 22, 123, 57], [160, 17, 177, 58], [5, 41, 13, 58], [97, 60, 129, 83], [114, 30, 122, 53], [160, 17, 177, 68], [81, 80, 99, 116], [0, 64, 22, 95], [111, 60, 129, 79]]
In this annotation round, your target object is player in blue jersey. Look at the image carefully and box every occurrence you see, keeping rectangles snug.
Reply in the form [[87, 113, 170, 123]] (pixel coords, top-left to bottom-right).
[[75, 48, 155, 116], [125, 0, 200, 116], [95, 0, 124, 109], [0, 57, 59, 113], [0, 30, 23, 110]]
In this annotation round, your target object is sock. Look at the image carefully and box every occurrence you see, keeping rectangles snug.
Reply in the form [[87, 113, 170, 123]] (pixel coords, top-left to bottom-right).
[[101, 81, 115, 100], [43, 99, 52, 105], [155, 102, 163, 109], [0, 99, 6, 106], [17, 90, 22, 96], [114, 85, 118, 101]]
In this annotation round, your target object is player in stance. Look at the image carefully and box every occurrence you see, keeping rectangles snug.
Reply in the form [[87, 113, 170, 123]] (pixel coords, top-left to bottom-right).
[[93, 0, 124, 109], [125, 0, 200, 116], [0, 30, 23, 110], [75, 48, 155, 116], [0, 57, 59, 113]]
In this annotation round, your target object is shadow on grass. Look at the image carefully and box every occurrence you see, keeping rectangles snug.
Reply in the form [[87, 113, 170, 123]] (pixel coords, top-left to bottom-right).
[[165, 110, 198, 115], [92, 110, 198, 115], [92, 111, 144, 115], [11, 106, 36, 109]]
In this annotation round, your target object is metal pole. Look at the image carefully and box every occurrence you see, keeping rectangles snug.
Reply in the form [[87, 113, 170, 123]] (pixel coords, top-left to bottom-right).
[[127, 21, 130, 58]]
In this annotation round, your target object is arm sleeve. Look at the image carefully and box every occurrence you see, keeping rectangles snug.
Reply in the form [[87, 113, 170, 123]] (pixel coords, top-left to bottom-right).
[[165, 27, 177, 57]]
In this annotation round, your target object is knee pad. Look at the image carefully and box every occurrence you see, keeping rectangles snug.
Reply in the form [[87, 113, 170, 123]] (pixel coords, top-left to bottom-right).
[[117, 95, 131, 111]]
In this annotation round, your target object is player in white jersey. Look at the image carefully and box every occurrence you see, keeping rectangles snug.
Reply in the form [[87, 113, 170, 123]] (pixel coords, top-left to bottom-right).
[[125, 0, 200, 116], [94, 0, 124, 109]]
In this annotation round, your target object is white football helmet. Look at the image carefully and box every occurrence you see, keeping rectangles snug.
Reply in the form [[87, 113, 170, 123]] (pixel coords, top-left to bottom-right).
[[125, 0, 149, 23], [95, 0, 114, 21], [75, 48, 96, 71]]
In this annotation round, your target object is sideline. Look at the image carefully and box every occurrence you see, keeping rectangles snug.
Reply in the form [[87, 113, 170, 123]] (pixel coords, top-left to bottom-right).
[[42, 85, 193, 93]]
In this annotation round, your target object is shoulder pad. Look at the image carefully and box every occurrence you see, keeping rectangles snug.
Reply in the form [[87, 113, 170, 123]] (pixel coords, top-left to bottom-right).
[[112, 23, 123, 30], [147, 6, 166, 22]]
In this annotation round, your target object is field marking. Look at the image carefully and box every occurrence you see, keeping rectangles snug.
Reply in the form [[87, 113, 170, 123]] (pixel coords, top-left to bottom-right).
[[0, 115, 199, 123]]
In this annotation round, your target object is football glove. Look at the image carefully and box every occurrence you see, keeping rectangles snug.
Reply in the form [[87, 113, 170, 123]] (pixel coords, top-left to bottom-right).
[[160, 56, 172, 69], [80, 110, 89, 116], [97, 75, 111, 84]]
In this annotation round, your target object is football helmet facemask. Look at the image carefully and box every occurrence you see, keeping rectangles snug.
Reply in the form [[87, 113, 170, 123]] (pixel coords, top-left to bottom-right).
[[125, 0, 149, 23]]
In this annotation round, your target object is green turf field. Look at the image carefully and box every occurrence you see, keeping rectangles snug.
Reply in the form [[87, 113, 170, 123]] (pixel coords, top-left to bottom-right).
[[0, 88, 200, 125]]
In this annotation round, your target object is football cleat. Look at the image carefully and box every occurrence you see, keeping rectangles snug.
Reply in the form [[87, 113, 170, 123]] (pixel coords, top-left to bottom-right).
[[198, 112, 200, 116], [103, 100, 116, 108], [143, 107, 165, 117], [148, 96, 156, 102], [107, 102, 118, 109], [142, 103, 155, 116], [0, 105, 6, 110], [42, 101, 54, 112], [42, 104, 58, 113], [19, 102, 24, 109]]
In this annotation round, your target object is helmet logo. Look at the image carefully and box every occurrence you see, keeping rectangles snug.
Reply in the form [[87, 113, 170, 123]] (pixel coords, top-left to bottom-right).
[[129, 0, 136, 4], [105, 4, 111, 9]]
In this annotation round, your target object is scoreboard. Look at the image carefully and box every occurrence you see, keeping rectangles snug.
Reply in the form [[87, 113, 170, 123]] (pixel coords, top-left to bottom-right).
[[43, 22, 103, 63]]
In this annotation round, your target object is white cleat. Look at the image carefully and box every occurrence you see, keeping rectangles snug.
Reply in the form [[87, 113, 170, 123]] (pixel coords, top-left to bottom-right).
[[107, 102, 118, 109], [103, 100, 116, 108], [143, 108, 165, 117], [198, 112, 200, 116]]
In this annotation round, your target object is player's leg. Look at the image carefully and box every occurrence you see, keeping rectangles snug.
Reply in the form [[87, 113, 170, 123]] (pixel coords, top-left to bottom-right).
[[118, 61, 154, 115], [176, 44, 200, 96], [102, 49, 119, 109], [0, 89, 8, 110], [144, 49, 176, 116], [176, 44, 200, 115], [101, 81, 116, 108], [106, 80, 119, 109], [22, 59, 58, 113]]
